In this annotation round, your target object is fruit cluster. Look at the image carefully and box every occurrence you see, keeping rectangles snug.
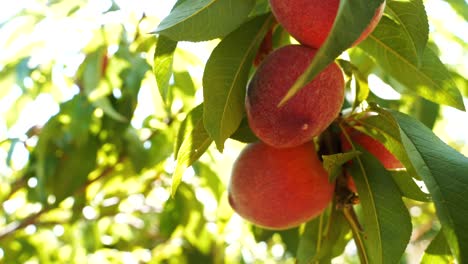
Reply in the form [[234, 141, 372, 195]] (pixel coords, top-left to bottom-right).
[[228, 0, 387, 229]]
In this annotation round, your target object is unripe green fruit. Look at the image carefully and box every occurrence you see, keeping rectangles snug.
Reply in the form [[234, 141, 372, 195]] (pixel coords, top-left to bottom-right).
[[246, 45, 345, 148], [228, 141, 334, 230], [269, 0, 386, 48]]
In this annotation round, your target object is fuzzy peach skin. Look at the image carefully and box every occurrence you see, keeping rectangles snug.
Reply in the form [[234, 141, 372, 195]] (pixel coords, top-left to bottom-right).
[[228, 141, 334, 230], [246, 45, 345, 148], [269, 0, 385, 48]]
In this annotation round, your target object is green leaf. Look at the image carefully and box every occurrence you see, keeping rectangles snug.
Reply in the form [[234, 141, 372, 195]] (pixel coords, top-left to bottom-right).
[[229, 117, 258, 143], [169, 71, 198, 112], [147, 127, 174, 168], [384, 0, 429, 62], [359, 17, 465, 110], [203, 14, 274, 152], [193, 163, 224, 201], [391, 110, 468, 263], [175, 104, 203, 159], [353, 71, 370, 111], [5, 139, 19, 167], [79, 46, 107, 95], [407, 97, 440, 129], [347, 107, 420, 180], [124, 127, 148, 173], [296, 217, 322, 264], [172, 104, 212, 196], [278, 0, 385, 106], [348, 146, 412, 264], [35, 95, 98, 203], [296, 207, 351, 263], [91, 97, 127, 122], [322, 151, 361, 182], [390, 171, 431, 202], [445, 0, 468, 21], [337, 59, 370, 110], [155, 0, 255, 42], [154, 35, 178, 106], [314, 209, 352, 263], [421, 230, 454, 264]]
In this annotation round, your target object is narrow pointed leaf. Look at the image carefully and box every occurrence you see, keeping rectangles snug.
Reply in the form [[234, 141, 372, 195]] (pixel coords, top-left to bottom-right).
[[384, 0, 429, 62], [155, 0, 255, 42], [421, 230, 454, 263], [390, 171, 431, 202], [172, 104, 212, 196], [296, 216, 322, 264], [313, 209, 352, 263], [391, 110, 468, 263], [154, 35, 177, 106], [279, 0, 385, 106], [348, 147, 412, 264], [203, 14, 275, 152], [359, 17, 465, 110], [347, 106, 420, 180]]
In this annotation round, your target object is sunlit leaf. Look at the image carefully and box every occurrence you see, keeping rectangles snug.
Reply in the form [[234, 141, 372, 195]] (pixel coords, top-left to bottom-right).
[[35, 95, 98, 203], [384, 0, 429, 62], [124, 127, 148, 173], [421, 230, 454, 263], [172, 104, 212, 196], [155, 0, 255, 42], [154, 35, 177, 106], [203, 14, 274, 151], [359, 17, 465, 110]]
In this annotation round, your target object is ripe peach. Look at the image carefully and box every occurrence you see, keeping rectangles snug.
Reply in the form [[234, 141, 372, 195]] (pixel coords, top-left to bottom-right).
[[269, 0, 386, 48], [341, 128, 404, 170], [228, 141, 334, 230], [246, 45, 344, 148]]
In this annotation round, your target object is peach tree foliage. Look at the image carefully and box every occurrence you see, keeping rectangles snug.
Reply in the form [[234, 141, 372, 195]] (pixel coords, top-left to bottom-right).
[[0, 0, 467, 263], [156, 0, 468, 263]]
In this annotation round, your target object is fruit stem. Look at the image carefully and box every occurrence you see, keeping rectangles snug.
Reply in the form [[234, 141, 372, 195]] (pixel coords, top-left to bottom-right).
[[343, 206, 368, 264], [314, 211, 325, 263], [338, 121, 368, 263]]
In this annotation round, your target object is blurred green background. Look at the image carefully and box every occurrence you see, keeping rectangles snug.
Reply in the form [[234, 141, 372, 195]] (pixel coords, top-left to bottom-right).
[[0, 0, 467, 263]]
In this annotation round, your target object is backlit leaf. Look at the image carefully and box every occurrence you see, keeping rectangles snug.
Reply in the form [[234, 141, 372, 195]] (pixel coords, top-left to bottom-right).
[[155, 0, 255, 42], [421, 230, 454, 264], [154, 35, 177, 106], [203, 14, 274, 151], [384, 0, 429, 62], [172, 104, 212, 196], [359, 16, 465, 110]]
